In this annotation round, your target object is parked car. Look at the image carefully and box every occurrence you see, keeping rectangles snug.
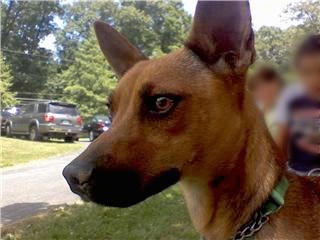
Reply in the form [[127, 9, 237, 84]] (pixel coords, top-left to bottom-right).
[[3, 106, 21, 115], [5, 101, 83, 142], [0, 110, 13, 134], [83, 115, 111, 141]]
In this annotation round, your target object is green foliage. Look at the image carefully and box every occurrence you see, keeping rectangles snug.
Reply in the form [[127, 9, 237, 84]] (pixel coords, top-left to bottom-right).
[[284, 0, 320, 34], [55, 1, 118, 68], [56, 30, 117, 118], [53, 0, 191, 117], [1, 1, 61, 93], [0, 54, 17, 108], [121, 1, 191, 53], [56, 0, 191, 67], [255, 0, 320, 72], [3, 187, 198, 240], [255, 26, 304, 72], [255, 27, 289, 70], [2, 0, 320, 115], [113, 5, 158, 56]]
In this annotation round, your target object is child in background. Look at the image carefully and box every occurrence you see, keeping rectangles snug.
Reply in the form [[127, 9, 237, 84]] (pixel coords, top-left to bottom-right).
[[248, 66, 284, 138], [275, 34, 320, 175]]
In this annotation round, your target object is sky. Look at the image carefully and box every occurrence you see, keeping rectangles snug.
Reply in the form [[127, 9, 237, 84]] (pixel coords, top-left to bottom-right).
[[40, 0, 301, 51], [182, 0, 300, 29]]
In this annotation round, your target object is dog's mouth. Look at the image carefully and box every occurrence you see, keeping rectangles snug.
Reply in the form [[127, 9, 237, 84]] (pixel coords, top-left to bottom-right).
[[73, 168, 181, 208]]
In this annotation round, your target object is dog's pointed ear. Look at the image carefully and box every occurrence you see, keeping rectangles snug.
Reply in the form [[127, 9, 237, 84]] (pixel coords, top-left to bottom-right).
[[185, 1, 255, 74], [94, 21, 147, 77]]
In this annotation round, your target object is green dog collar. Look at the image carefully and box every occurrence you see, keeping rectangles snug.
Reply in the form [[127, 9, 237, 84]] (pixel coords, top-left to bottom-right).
[[200, 177, 289, 240], [232, 176, 289, 240]]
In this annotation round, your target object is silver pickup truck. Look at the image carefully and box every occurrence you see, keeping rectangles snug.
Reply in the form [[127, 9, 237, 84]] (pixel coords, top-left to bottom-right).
[[5, 101, 83, 142]]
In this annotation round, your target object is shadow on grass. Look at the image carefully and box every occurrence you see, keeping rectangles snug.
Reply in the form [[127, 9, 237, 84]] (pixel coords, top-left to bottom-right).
[[3, 136, 90, 144], [3, 187, 198, 240], [1, 202, 59, 225]]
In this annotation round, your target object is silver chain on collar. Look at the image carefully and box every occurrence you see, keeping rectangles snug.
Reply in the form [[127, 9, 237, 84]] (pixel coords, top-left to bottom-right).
[[201, 177, 288, 240], [232, 210, 269, 240], [200, 211, 269, 240]]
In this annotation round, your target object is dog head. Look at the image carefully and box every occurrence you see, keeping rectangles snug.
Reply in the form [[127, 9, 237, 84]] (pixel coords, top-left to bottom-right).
[[63, 1, 255, 207]]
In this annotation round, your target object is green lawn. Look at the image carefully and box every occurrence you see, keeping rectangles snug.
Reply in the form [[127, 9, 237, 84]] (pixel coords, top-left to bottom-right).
[[2, 187, 198, 240], [1, 137, 85, 167]]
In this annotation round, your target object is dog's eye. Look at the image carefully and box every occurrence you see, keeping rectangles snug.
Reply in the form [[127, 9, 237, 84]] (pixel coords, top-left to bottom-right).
[[155, 97, 174, 113], [146, 95, 181, 115]]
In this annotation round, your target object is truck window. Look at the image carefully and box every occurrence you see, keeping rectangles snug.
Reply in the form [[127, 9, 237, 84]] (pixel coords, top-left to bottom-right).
[[38, 103, 47, 113], [49, 103, 78, 116], [25, 104, 35, 114]]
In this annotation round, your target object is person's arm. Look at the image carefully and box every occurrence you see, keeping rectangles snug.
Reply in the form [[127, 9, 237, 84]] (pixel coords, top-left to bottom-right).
[[274, 86, 292, 161], [275, 124, 289, 160]]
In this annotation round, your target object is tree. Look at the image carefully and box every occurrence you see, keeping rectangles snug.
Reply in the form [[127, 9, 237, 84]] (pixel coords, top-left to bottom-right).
[[112, 5, 158, 56], [121, 1, 191, 53], [0, 54, 17, 108], [255, 27, 288, 70], [1, 1, 61, 92], [254, 26, 303, 72], [55, 1, 118, 68], [55, 0, 191, 68], [284, 0, 320, 34], [255, 0, 320, 72], [57, 30, 117, 118], [49, 0, 192, 115]]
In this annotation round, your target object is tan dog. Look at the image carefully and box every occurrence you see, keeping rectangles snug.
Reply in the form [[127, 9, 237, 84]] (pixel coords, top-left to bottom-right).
[[63, 1, 320, 239]]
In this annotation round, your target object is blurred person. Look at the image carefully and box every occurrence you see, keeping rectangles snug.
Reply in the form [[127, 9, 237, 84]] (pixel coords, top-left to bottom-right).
[[248, 66, 284, 137], [275, 34, 320, 175]]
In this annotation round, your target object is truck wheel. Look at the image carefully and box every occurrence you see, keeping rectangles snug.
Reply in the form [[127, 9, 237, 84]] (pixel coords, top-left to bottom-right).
[[29, 125, 41, 141], [5, 125, 12, 137], [64, 136, 74, 143]]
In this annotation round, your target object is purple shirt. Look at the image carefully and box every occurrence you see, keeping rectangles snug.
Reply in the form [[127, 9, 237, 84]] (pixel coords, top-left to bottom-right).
[[275, 84, 320, 172]]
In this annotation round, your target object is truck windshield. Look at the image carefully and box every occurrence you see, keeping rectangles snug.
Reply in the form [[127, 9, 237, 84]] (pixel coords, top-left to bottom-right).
[[49, 104, 78, 116], [96, 115, 109, 122]]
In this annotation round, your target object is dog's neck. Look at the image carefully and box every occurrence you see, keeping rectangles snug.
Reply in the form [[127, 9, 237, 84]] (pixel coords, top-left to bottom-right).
[[180, 93, 284, 240]]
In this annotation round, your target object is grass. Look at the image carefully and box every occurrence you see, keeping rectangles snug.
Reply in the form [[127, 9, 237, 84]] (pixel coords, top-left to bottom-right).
[[0, 137, 85, 167], [2, 187, 198, 240]]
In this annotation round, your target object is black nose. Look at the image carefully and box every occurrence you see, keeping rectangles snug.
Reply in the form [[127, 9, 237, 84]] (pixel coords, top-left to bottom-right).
[[87, 167, 143, 207], [63, 162, 93, 201], [63, 160, 144, 207]]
